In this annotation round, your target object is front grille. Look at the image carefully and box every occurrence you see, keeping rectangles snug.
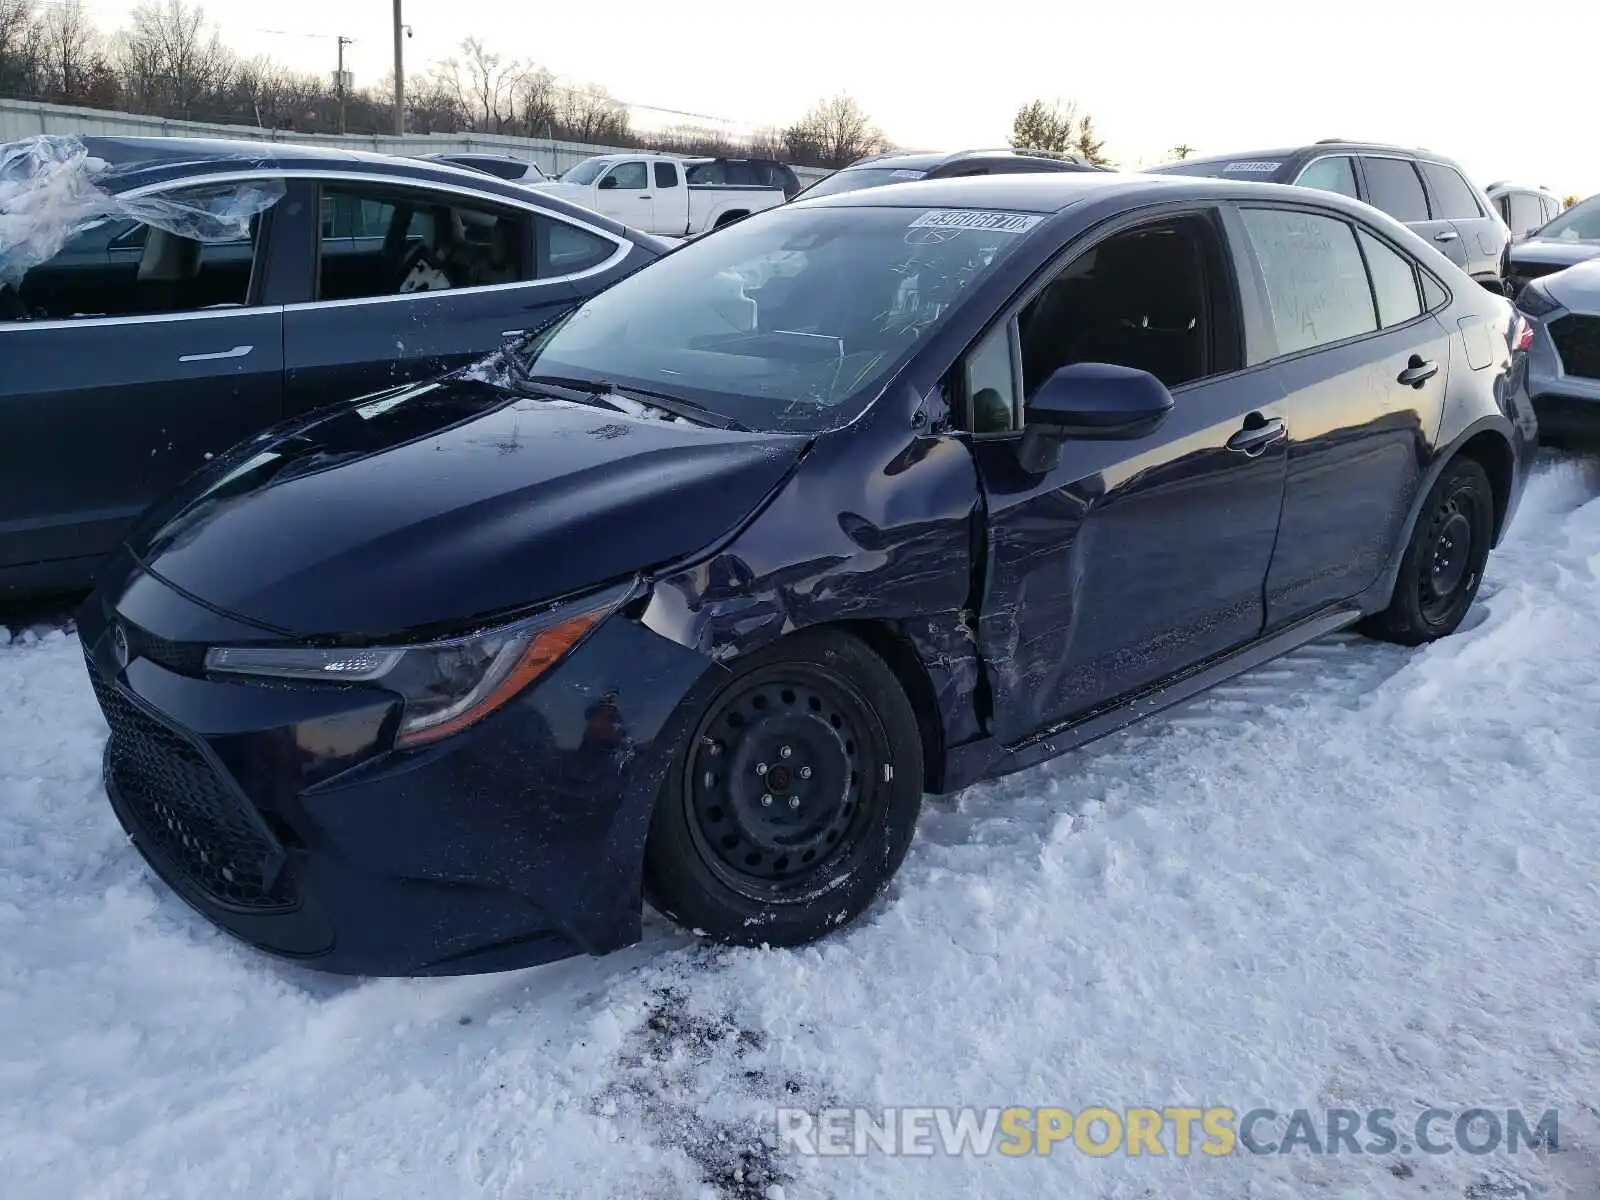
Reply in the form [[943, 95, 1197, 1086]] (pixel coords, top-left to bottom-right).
[[1549, 315, 1600, 381], [88, 657, 293, 912]]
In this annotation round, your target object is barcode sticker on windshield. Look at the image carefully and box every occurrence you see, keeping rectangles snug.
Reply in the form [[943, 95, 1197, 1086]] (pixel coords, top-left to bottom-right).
[[908, 210, 1043, 234]]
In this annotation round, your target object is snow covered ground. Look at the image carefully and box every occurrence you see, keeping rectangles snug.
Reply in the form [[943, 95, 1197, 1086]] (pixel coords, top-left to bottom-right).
[[5, 455, 1600, 1200]]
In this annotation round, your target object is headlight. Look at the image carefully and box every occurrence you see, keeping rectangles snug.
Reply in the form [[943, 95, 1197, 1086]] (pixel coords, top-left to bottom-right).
[[1515, 280, 1562, 318], [204, 581, 635, 747]]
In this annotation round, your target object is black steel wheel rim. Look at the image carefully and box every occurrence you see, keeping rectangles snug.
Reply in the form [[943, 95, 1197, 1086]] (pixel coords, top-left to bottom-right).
[[1418, 491, 1477, 622], [682, 666, 888, 900]]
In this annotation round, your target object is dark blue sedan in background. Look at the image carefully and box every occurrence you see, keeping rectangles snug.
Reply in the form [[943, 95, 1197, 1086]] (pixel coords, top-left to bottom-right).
[[0, 135, 666, 599], [79, 171, 1535, 976]]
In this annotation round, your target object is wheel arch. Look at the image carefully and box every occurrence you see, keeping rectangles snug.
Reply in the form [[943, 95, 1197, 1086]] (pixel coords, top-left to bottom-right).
[[1455, 428, 1515, 544], [1359, 416, 1519, 614], [826, 619, 949, 795]]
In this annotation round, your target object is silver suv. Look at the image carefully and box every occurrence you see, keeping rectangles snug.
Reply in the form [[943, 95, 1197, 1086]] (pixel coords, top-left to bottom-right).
[[1148, 140, 1511, 292], [1486, 181, 1563, 240]]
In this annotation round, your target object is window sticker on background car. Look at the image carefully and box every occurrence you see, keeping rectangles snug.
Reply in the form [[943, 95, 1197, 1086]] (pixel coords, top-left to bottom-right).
[[1221, 161, 1284, 174], [908, 210, 1043, 234]]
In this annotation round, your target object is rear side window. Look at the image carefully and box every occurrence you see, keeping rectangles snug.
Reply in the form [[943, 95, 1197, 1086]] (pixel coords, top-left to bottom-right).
[[1360, 158, 1430, 223], [653, 162, 679, 189], [537, 215, 616, 278], [1507, 193, 1544, 237], [1296, 157, 1359, 199], [1419, 162, 1484, 220], [1543, 196, 1561, 223], [1420, 272, 1449, 311], [472, 158, 529, 181], [1357, 230, 1422, 327], [1240, 208, 1377, 357]]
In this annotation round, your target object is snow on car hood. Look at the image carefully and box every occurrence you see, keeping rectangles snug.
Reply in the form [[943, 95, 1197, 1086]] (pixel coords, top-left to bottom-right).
[[1543, 258, 1600, 311], [0, 135, 283, 289]]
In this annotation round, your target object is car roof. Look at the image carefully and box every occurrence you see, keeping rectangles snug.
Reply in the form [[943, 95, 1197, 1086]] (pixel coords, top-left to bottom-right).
[[75, 135, 641, 239], [78, 135, 542, 192], [1152, 141, 1466, 173], [788, 170, 1357, 215], [428, 152, 525, 163], [844, 148, 1088, 172], [1486, 180, 1555, 195]]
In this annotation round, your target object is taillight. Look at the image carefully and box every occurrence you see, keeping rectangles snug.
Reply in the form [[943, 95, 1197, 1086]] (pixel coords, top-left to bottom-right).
[[1513, 315, 1534, 352]]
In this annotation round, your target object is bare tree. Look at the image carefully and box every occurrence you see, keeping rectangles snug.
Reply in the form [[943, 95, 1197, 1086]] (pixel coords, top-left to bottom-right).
[[515, 65, 559, 137], [748, 126, 787, 161], [1168, 143, 1194, 160], [39, 0, 101, 104], [558, 82, 629, 144], [783, 93, 883, 169], [0, 0, 45, 98], [444, 37, 522, 133], [116, 0, 234, 119]]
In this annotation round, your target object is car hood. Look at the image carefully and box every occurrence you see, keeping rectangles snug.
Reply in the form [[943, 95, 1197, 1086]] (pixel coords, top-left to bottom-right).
[[1510, 238, 1600, 269], [1543, 259, 1600, 312], [525, 180, 592, 202], [129, 378, 809, 638]]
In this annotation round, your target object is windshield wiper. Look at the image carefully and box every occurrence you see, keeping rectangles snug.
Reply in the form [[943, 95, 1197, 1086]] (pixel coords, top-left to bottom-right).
[[520, 373, 750, 432]]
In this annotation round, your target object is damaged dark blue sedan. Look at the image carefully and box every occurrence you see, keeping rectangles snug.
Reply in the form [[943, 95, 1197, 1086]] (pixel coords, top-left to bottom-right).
[[82, 172, 1536, 976]]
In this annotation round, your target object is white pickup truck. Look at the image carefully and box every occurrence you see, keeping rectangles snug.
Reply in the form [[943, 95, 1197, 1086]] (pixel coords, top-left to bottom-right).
[[531, 153, 787, 238]]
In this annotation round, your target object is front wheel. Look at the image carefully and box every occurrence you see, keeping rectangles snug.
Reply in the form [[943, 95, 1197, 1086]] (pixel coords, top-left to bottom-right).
[[643, 629, 923, 947], [1361, 457, 1494, 646]]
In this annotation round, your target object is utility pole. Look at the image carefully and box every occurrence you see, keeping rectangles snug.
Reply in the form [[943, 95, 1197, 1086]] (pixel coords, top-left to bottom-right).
[[336, 35, 354, 135], [392, 1, 406, 136]]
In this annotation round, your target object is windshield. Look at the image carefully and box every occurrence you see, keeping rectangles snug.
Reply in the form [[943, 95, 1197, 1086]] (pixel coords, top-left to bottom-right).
[[510, 204, 1036, 433], [1536, 195, 1600, 242], [561, 158, 610, 186], [799, 166, 929, 199]]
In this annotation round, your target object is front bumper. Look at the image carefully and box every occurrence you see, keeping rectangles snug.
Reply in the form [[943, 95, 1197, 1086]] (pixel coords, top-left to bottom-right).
[[1527, 310, 1600, 442], [80, 569, 717, 976]]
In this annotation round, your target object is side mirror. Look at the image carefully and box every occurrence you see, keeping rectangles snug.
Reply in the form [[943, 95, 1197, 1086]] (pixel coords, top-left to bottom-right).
[[598, 175, 618, 190], [1016, 362, 1174, 474]]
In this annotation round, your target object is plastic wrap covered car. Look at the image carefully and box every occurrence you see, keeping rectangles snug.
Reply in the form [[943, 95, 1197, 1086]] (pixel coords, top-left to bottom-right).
[[0, 133, 666, 599]]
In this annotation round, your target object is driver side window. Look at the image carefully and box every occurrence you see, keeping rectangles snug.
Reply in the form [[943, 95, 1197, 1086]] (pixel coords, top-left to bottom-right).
[[952, 213, 1238, 433], [602, 162, 649, 190]]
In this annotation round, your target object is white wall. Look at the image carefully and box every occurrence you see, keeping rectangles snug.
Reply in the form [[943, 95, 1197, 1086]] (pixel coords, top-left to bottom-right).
[[0, 97, 833, 183]]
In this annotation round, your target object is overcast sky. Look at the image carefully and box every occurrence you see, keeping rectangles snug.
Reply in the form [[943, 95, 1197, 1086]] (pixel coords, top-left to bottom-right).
[[76, 0, 1600, 196]]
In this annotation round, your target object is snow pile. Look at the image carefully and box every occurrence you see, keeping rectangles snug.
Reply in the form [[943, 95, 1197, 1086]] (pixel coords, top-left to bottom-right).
[[0, 135, 283, 289], [3, 456, 1600, 1199]]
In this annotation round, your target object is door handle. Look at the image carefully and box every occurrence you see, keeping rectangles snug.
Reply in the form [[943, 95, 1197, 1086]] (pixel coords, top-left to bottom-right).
[[1433, 230, 1460, 243], [639, 195, 652, 200], [1397, 355, 1439, 388], [178, 344, 252, 363], [1226, 415, 1286, 456]]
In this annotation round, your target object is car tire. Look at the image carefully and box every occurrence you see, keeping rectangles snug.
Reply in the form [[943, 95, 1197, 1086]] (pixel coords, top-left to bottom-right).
[[643, 628, 924, 947], [1361, 456, 1494, 646]]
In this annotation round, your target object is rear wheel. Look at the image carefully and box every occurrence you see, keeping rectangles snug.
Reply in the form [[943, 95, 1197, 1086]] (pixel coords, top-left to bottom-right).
[[1361, 456, 1494, 646], [643, 629, 923, 947]]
